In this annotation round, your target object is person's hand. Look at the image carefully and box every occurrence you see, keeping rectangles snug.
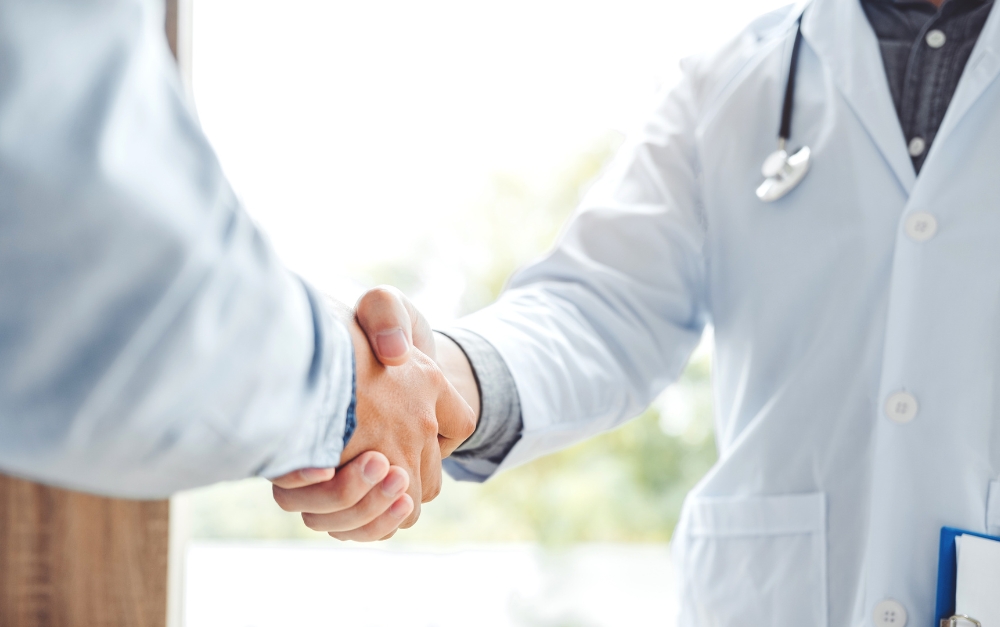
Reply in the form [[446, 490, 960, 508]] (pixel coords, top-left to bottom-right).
[[352, 285, 437, 365], [354, 286, 480, 420], [271, 302, 476, 540], [270, 452, 413, 541]]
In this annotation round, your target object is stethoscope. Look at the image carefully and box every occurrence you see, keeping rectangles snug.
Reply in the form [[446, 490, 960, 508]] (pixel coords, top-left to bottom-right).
[[756, 15, 811, 202]]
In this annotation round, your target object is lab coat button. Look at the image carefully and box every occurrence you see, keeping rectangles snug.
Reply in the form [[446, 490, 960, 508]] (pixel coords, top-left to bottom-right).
[[873, 599, 908, 627], [885, 391, 919, 424], [904, 212, 938, 242], [908, 137, 926, 157], [926, 29, 947, 48]]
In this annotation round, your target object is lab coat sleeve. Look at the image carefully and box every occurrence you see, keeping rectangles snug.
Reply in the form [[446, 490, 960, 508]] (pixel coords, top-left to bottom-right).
[[455, 64, 710, 475], [0, 0, 355, 498], [439, 328, 524, 482]]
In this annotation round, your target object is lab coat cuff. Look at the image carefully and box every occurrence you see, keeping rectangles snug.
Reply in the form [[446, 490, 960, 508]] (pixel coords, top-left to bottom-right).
[[438, 328, 523, 460], [452, 306, 573, 474], [443, 457, 499, 483]]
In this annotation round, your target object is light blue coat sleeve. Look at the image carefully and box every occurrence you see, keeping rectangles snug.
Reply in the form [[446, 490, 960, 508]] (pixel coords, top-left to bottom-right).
[[0, 0, 355, 498]]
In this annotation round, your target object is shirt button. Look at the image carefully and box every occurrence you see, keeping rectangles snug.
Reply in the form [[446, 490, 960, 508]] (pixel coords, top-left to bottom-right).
[[926, 29, 947, 48], [885, 391, 919, 424], [908, 137, 926, 157], [874, 599, 908, 627], [904, 211, 938, 242]]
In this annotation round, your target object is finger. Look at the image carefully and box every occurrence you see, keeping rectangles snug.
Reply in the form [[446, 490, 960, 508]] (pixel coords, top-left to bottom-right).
[[400, 500, 422, 529], [300, 467, 409, 532], [269, 467, 336, 490], [361, 286, 436, 359], [435, 378, 478, 457], [354, 287, 413, 366], [354, 286, 437, 363], [379, 529, 398, 541], [419, 443, 443, 504], [329, 494, 414, 542], [272, 451, 389, 513], [399, 466, 423, 529], [403, 298, 436, 360]]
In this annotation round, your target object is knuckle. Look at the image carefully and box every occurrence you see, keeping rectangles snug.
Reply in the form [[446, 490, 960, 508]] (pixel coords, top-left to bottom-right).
[[350, 522, 386, 543], [416, 411, 438, 439], [460, 414, 477, 440], [271, 487, 295, 512], [319, 483, 350, 510], [360, 286, 397, 312], [355, 496, 380, 520], [408, 349, 437, 373], [426, 362, 447, 387], [301, 513, 324, 532], [422, 468, 443, 502], [423, 479, 442, 502], [400, 506, 421, 529]]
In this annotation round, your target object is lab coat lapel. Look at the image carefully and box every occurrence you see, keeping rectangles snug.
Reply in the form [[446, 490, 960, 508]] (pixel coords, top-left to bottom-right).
[[928, 3, 1000, 158], [802, 0, 916, 195]]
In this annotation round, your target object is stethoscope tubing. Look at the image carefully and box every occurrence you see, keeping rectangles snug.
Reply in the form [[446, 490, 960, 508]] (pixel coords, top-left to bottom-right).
[[756, 14, 811, 202], [779, 16, 805, 144]]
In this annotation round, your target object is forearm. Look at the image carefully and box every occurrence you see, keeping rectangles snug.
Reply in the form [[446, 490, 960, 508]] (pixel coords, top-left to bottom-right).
[[451, 280, 703, 472], [0, 0, 357, 497], [434, 332, 481, 421], [0, 206, 356, 498]]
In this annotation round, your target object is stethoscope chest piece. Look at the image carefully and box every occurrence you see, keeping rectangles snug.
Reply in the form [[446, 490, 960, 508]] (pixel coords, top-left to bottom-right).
[[756, 144, 810, 202], [756, 13, 811, 203]]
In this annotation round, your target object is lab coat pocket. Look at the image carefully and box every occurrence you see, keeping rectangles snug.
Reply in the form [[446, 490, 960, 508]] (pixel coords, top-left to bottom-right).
[[681, 492, 827, 627]]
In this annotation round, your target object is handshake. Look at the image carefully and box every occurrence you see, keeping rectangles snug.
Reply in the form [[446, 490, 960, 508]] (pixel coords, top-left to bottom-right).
[[270, 287, 479, 541]]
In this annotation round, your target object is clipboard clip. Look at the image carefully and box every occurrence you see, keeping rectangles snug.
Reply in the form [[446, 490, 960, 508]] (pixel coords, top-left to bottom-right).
[[941, 615, 981, 627]]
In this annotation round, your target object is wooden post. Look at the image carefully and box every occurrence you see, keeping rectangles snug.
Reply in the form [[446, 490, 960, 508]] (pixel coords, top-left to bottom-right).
[[0, 478, 170, 627], [0, 4, 192, 626], [165, 0, 193, 97]]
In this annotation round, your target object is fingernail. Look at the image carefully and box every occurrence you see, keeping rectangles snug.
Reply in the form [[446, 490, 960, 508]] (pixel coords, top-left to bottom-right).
[[301, 468, 332, 482], [381, 471, 407, 496], [375, 329, 408, 359], [390, 495, 411, 517], [362, 456, 389, 484]]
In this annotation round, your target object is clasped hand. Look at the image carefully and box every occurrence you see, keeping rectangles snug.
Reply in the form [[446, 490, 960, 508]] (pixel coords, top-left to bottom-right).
[[270, 288, 477, 541]]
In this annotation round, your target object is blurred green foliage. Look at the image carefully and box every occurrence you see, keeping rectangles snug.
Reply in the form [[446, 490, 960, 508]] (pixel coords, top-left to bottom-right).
[[456, 133, 625, 315], [184, 133, 717, 545]]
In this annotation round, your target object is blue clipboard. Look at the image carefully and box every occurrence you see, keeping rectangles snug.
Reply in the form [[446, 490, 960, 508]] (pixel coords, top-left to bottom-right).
[[935, 526, 1000, 625]]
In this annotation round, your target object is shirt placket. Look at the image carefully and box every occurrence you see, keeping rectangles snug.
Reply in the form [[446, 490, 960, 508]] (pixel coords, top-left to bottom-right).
[[899, 5, 958, 172]]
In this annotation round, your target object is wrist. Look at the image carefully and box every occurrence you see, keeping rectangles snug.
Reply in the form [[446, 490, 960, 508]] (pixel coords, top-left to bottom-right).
[[433, 331, 481, 422]]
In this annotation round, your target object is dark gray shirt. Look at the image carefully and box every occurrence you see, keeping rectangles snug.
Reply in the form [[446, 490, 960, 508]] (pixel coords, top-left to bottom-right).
[[443, 0, 994, 481], [863, 0, 994, 171]]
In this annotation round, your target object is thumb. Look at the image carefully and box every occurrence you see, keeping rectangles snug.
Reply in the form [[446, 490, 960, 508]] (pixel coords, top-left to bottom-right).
[[435, 378, 478, 458], [354, 286, 416, 366]]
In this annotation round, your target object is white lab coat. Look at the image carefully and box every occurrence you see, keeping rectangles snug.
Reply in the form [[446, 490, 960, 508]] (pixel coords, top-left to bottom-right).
[[457, 0, 1000, 624]]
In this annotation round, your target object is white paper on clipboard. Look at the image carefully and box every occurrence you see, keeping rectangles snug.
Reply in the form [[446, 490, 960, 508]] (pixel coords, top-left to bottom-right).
[[955, 533, 1000, 626]]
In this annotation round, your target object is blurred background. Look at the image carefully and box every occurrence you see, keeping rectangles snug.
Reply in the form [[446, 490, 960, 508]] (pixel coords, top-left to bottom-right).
[[176, 1, 786, 625]]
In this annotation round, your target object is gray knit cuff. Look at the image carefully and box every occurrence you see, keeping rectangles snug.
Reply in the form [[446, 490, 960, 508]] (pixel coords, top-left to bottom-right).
[[437, 328, 523, 481]]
